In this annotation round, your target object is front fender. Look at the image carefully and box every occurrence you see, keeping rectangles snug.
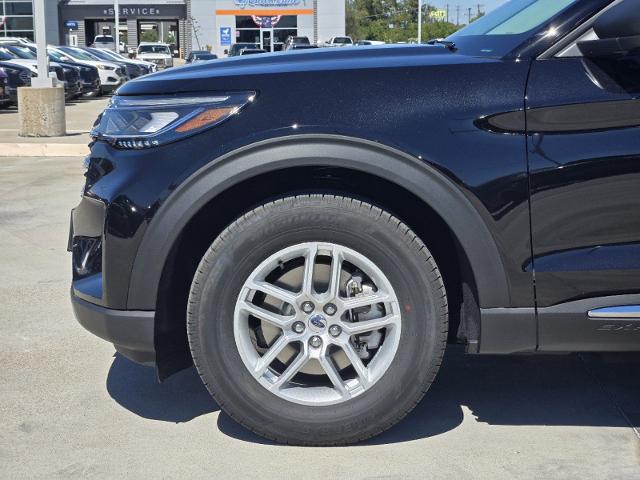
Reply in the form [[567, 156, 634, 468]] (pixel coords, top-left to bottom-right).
[[126, 134, 511, 310]]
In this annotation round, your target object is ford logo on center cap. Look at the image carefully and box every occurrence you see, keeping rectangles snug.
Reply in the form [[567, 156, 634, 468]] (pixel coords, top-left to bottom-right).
[[309, 314, 326, 330]]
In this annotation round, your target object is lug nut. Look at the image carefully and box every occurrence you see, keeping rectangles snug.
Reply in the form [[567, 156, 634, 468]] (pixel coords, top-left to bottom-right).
[[323, 303, 337, 316], [301, 301, 315, 314], [309, 336, 322, 348], [329, 325, 342, 337], [292, 321, 305, 334]]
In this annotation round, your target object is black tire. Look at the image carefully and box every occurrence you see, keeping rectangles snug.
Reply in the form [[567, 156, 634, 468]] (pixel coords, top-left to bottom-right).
[[187, 195, 448, 445]]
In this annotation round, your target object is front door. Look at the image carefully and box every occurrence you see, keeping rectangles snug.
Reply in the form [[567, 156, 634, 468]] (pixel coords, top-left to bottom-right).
[[261, 29, 273, 52], [526, 13, 640, 349]]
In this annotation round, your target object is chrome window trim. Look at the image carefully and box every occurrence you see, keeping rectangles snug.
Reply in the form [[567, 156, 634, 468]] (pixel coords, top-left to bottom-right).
[[537, 0, 624, 60]]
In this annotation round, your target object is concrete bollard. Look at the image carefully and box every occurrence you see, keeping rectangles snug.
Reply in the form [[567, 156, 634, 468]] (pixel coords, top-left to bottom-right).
[[18, 86, 66, 137]]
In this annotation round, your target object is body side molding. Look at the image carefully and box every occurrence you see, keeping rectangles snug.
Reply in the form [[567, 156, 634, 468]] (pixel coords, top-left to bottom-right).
[[540, 294, 640, 351], [588, 305, 640, 320]]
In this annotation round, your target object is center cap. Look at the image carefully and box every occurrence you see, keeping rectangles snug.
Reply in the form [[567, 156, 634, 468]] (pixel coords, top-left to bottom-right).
[[308, 313, 327, 333]]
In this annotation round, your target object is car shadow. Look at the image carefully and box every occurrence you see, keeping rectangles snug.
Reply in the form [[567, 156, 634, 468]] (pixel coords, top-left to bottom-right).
[[106, 347, 640, 444], [106, 353, 219, 422]]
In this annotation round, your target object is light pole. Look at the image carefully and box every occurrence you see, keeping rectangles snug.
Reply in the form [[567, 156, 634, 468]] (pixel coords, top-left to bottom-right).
[[114, 0, 120, 52], [417, 0, 422, 44], [32, 0, 51, 87], [20, 0, 66, 137]]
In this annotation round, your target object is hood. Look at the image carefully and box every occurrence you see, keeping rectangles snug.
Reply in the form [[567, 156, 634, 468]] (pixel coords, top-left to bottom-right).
[[119, 44, 491, 96], [1, 58, 36, 72]]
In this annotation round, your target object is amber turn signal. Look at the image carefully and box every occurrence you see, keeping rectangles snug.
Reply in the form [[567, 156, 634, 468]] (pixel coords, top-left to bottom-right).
[[175, 107, 236, 133]]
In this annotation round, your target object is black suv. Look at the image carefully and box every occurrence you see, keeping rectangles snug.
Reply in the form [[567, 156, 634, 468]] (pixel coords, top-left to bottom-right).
[[225, 42, 260, 56], [71, 0, 640, 446], [283, 36, 317, 51]]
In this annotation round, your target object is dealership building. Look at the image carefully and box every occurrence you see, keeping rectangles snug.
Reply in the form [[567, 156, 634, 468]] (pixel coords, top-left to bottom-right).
[[0, 0, 345, 57]]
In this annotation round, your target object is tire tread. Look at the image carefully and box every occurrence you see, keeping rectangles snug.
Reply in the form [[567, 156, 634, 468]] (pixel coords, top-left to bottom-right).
[[187, 194, 448, 446]]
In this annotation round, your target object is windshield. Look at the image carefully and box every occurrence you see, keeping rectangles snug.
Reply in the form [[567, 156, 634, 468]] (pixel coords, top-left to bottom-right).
[[94, 36, 114, 44], [138, 45, 170, 54], [0, 48, 17, 60], [58, 47, 96, 61], [333, 37, 352, 44], [47, 49, 66, 62], [98, 49, 125, 61], [87, 49, 113, 60], [6, 45, 35, 59], [194, 53, 217, 60], [447, 0, 579, 57], [75, 49, 102, 61]]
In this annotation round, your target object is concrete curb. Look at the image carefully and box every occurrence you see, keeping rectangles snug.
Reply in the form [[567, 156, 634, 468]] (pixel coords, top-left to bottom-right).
[[0, 143, 89, 157]]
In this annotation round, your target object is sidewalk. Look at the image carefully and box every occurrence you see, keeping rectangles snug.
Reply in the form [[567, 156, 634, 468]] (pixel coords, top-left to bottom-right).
[[0, 96, 109, 156]]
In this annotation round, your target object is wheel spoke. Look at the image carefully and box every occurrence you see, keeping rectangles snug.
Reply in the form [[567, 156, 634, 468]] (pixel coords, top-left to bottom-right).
[[239, 301, 291, 328], [247, 280, 298, 306], [301, 244, 318, 296], [341, 341, 370, 388], [252, 334, 291, 378], [340, 293, 389, 312], [318, 351, 349, 398], [271, 346, 309, 390], [327, 247, 343, 299], [341, 314, 400, 335], [234, 241, 403, 405]]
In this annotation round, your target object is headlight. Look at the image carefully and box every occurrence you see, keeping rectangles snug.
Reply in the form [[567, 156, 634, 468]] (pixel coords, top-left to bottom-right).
[[98, 64, 115, 70], [91, 91, 256, 149]]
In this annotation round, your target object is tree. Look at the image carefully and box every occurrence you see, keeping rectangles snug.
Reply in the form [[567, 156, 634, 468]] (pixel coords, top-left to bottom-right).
[[346, 0, 461, 43]]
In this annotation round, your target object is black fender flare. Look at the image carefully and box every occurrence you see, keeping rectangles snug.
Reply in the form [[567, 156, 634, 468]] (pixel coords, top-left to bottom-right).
[[127, 134, 510, 310]]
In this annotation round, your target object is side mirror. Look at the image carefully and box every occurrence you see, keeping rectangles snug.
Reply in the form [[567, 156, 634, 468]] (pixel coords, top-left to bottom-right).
[[578, 1, 640, 58], [224, 49, 229, 55]]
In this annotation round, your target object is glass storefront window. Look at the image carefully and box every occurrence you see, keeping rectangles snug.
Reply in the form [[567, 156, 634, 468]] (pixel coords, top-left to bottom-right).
[[4, 1, 32, 15], [1, 0, 34, 39], [237, 30, 260, 44], [235, 15, 298, 50], [274, 29, 297, 43], [5, 17, 32, 30], [236, 16, 257, 29]]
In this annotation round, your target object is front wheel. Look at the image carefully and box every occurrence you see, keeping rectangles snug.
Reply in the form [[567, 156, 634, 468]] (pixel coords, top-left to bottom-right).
[[187, 195, 448, 445]]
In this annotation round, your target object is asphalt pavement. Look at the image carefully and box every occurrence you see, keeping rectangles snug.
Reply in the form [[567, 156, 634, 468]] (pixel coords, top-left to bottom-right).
[[0, 99, 639, 479]]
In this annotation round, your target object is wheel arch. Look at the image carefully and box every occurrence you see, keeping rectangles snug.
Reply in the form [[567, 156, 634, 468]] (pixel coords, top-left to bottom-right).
[[128, 134, 510, 312]]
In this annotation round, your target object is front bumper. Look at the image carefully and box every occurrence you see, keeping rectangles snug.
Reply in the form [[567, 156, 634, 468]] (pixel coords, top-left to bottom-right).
[[71, 291, 155, 364], [81, 79, 100, 94]]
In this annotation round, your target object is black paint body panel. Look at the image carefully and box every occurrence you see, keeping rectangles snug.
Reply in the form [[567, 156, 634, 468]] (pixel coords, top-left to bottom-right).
[[68, 0, 640, 360], [76, 47, 535, 311], [526, 56, 640, 307]]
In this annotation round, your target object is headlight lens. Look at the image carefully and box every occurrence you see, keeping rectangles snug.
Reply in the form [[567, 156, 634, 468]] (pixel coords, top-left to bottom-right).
[[98, 64, 115, 70], [91, 91, 256, 149]]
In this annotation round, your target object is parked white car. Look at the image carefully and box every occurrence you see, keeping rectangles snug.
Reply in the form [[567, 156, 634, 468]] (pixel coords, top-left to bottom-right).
[[89, 47, 157, 73], [355, 40, 386, 46], [91, 35, 128, 54], [322, 36, 354, 47], [49, 46, 126, 93], [136, 43, 173, 69]]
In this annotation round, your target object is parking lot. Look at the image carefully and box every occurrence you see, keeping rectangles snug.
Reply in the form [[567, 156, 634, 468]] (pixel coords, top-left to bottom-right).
[[0, 99, 639, 479]]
